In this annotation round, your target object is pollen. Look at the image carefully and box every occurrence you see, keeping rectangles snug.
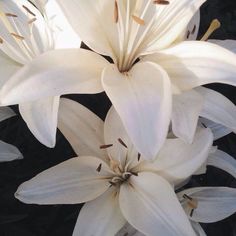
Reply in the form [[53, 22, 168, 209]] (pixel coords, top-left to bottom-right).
[[5, 13, 17, 17], [118, 138, 128, 148], [114, 0, 118, 23], [96, 163, 102, 172], [22, 5, 36, 17], [153, 0, 170, 5], [11, 33, 24, 40], [100, 144, 113, 149], [132, 15, 145, 25], [28, 18, 37, 24], [0, 37, 3, 44]]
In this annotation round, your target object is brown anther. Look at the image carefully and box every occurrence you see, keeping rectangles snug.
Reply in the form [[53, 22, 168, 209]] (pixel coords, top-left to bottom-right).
[[186, 30, 190, 39], [22, 5, 36, 16], [11, 33, 24, 40], [137, 153, 141, 162], [183, 194, 192, 200], [114, 0, 118, 23], [5, 13, 17, 17], [183, 194, 198, 210], [118, 138, 127, 148], [190, 209, 195, 217], [191, 25, 196, 34], [131, 171, 138, 176], [153, 0, 170, 5], [0, 37, 3, 44], [100, 144, 113, 149], [28, 18, 37, 24], [132, 15, 145, 25], [96, 163, 102, 172]]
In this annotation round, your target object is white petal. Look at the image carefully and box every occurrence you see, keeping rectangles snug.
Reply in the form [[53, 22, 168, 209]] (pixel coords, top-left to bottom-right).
[[0, 50, 21, 86], [200, 118, 231, 140], [0, 106, 16, 122], [30, 0, 48, 13], [178, 187, 236, 223], [58, 98, 107, 161], [145, 41, 236, 91], [15, 156, 112, 204], [0, 140, 23, 162], [208, 39, 236, 53], [196, 86, 236, 133], [19, 96, 59, 148], [0, 49, 108, 105], [139, 128, 213, 184], [119, 172, 196, 236], [57, 0, 119, 58], [102, 62, 172, 159], [116, 223, 145, 236], [207, 149, 236, 179], [74, 188, 126, 236], [191, 222, 207, 236], [172, 89, 203, 143]]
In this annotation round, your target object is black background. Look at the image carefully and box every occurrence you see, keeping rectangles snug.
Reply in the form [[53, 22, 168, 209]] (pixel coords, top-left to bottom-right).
[[0, 0, 236, 235]]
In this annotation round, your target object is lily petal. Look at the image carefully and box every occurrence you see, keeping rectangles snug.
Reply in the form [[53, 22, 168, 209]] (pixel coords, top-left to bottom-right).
[[207, 149, 236, 179], [145, 41, 236, 91], [19, 96, 59, 148], [119, 172, 196, 236], [102, 62, 172, 159], [0, 106, 16, 122], [0, 140, 23, 162], [191, 222, 207, 236], [74, 188, 126, 236], [58, 98, 107, 161], [208, 39, 236, 53], [172, 89, 203, 143], [200, 118, 231, 140], [57, 0, 119, 59], [15, 156, 112, 204], [196, 86, 236, 133], [116, 223, 145, 236], [139, 128, 213, 184], [178, 187, 236, 223], [0, 49, 108, 105]]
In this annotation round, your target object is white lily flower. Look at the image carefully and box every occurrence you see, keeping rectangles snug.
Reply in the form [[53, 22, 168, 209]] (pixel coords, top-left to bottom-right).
[[15, 98, 214, 236], [0, 0, 81, 147], [2, 0, 236, 159]]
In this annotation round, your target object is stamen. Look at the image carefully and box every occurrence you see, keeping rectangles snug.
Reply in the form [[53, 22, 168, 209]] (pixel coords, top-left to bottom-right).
[[28, 17, 37, 24], [100, 144, 113, 149], [137, 153, 141, 162], [153, 0, 170, 5], [200, 19, 221, 41], [5, 13, 17, 17], [96, 163, 102, 172], [132, 15, 145, 25], [118, 138, 128, 148], [0, 37, 3, 44], [186, 30, 190, 39], [114, 0, 118, 23], [22, 5, 36, 16], [191, 24, 196, 34], [11, 33, 24, 40], [183, 194, 198, 216]]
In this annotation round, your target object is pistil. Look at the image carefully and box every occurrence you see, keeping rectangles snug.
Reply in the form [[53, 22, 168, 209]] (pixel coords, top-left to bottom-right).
[[200, 19, 221, 41]]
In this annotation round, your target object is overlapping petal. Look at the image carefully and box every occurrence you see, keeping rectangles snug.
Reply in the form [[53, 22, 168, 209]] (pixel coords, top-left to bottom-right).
[[178, 187, 236, 223], [102, 62, 172, 159], [15, 156, 112, 204], [0, 49, 108, 105], [0, 106, 15, 122], [119, 172, 196, 236], [0, 140, 23, 162], [145, 41, 236, 91], [74, 188, 126, 236], [58, 98, 107, 161], [19, 96, 59, 148]]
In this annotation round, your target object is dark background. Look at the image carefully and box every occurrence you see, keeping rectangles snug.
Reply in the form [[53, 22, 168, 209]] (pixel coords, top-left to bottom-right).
[[0, 0, 236, 235]]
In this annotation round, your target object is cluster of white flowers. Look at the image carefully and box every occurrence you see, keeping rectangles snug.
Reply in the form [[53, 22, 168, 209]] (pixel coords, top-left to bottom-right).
[[0, 0, 236, 235]]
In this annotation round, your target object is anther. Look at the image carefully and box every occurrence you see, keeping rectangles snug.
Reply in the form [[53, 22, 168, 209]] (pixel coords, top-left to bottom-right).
[[186, 30, 190, 39], [137, 153, 141, 162], [153, 0, 170, 5], [132, 15, 145, 25], [200, 19, 221, 41], [100, 144, 113, 149], [0, 37, 3, 44], [96, 163, 102, 172], [28, 18, 37, 24], [183, 194, 198, 215], [5, 13, 17, 17], [191, 25, 196, 34], [11, 33, 24, 40], [22, 5, 36, 16], [118, 138, 127, 148], [114, 0, 118, 23]]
